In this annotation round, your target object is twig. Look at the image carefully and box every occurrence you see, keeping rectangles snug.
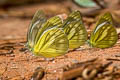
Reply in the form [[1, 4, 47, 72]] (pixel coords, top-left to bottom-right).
[[61, 59, 113, 80], [61, 66, 84, 80], [115, 55, 120, 57], [31, 67, 45, 80], [0, 50, 13, 55], [61, 58, 98, 80], [107, 58, 120, 61]]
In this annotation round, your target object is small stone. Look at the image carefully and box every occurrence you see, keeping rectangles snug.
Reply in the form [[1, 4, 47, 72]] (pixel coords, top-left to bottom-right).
[[31, 67, 44, 80]]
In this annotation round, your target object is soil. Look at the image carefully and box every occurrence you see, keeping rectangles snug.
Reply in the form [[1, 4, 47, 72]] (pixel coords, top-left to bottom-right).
[[0, 0, 120, 80]]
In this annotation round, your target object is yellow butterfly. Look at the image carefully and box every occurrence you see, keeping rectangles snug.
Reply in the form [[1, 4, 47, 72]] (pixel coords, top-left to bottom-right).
[[27, 10, 69, 58], [89, 12, 118, 48], [62, 10, 88, 49]]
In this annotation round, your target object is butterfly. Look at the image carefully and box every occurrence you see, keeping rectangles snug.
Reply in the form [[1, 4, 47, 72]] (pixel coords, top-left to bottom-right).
[[26, 10, 69, 58], [62, 10, 88, 49], [88, 12, 118, 48]]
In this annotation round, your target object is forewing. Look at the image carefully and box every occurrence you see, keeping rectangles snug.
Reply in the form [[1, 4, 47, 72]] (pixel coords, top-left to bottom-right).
[[33, 27, 69, 58], [95, 12, 113, 29], [90, 23, 118, 48], [29, 10, 46, 28], [35, 16, 62, 44], [62, 10, 82, 28], [27, 10, 46, 49], [64, 20, 87, 49], [69, 10, 82, 20], [62, 10, 87, 49]]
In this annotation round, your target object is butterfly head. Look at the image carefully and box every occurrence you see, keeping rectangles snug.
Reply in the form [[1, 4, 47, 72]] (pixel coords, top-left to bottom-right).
[[25, 42, 34, 52], [87, 40, 93, 48]]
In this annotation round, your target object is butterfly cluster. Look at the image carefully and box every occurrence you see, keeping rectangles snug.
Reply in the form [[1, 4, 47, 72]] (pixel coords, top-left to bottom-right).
[[26, 10, 118, 58]]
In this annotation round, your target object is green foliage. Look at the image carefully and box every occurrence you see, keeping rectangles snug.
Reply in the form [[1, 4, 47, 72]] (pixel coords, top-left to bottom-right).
[[74, 0, 96, 7]]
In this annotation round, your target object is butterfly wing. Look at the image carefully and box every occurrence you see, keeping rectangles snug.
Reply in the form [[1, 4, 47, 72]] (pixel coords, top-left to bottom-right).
[[62, 10, 88, 49], [34, 16, 62, 45], [96, 12, 113, 27], [29, 10, 46, 28], [33, 27, 69, 58], [90, 12, 118, 48], [27, 10, 46, 49], [69, 10, 82, 20], [62, 10, 82, 28]]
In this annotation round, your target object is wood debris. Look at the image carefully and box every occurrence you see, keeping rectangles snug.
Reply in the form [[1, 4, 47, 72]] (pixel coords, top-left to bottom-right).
[[31, 67, 45, 80], [61, 58, 120, 80]]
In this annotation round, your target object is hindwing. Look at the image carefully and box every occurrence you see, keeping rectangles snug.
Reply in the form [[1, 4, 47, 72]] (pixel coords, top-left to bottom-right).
[[33, 27, 69, 58]]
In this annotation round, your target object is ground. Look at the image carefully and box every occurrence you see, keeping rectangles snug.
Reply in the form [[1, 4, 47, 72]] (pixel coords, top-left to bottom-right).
[[0, 0, 120, 80]]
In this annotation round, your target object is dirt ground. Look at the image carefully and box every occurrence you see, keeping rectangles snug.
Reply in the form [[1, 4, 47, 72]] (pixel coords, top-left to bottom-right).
[[0, 0, 120, 80]]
